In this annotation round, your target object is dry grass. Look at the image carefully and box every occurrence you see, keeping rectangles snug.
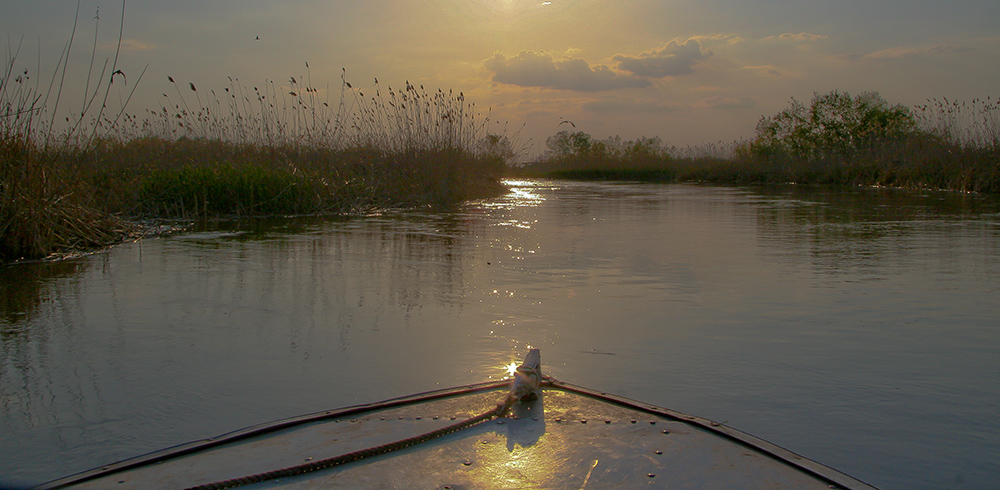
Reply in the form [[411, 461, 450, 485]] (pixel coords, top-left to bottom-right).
[[2, 10, 513, 263]]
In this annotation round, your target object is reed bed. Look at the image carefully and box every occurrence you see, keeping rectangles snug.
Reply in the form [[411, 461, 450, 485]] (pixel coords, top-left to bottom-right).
[[915, 96, 1000, 149], [2, 10, 142, 263], [2, 16, 512, 262], [124, 70, 511, 216], [1, 75, 511, 262]]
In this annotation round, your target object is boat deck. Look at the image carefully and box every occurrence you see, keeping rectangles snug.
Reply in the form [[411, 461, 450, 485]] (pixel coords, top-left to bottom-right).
[[40, 380, 878, 489]]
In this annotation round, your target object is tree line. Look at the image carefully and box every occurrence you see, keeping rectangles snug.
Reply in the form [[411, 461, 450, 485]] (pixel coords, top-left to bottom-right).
[[518, 90, 999, 192]]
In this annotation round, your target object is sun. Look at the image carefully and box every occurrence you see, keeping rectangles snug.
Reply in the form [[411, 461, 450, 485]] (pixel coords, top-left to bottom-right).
[[504, 361, 519, 378]]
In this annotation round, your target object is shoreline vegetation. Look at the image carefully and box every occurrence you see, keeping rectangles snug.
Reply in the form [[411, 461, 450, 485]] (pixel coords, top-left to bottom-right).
[[517, 91, 999, 193], [3, 14, 997, 263], [1, 74, 512, 263], [1, 10, 514, 263]]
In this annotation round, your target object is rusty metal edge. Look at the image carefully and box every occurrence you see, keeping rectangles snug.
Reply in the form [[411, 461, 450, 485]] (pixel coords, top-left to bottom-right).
[[34, 377, 879, 490], [543, 377, 880, 490], [32, 380, 510, 489]]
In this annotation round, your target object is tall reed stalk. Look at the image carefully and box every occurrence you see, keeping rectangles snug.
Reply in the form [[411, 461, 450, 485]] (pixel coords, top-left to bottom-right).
[[914, 97, 1000, 149], [3, 10, 514, 262], [2, 1, 140, 263]]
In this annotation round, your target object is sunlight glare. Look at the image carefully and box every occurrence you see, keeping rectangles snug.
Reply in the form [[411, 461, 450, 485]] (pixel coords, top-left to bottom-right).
[[504, 361, 519, 378], [479, 0, 549, 17]]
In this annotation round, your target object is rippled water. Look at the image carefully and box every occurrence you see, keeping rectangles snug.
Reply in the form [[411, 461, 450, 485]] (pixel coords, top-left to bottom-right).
[[2, 181, 999, 489]]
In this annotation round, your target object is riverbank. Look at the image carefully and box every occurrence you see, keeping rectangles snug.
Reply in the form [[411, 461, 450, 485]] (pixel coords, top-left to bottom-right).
[[1, 136, 507, 263], [515, 92, 999, 194], [513, 138, 1000, 193], [2, 57, 510, 263]]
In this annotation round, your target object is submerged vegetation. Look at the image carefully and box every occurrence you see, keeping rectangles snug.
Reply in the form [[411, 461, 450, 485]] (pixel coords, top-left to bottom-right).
[[521, 91, 1000, 194]]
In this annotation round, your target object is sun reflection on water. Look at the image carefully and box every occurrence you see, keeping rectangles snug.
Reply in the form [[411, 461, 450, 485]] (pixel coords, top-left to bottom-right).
[[509, 188, 542, 204], [477, 179, 548, 211]]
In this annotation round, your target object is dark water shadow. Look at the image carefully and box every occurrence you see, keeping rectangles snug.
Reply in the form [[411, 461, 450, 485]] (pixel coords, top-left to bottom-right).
[[0, 261, 87, 330]]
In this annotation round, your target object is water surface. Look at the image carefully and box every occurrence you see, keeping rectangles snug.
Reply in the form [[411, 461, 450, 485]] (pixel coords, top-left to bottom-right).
[[2, 181, 998, 489]]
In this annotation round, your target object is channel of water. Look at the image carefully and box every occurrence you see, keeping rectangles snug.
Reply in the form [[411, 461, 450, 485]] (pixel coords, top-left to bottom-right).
[[2, 180, 998, 489]]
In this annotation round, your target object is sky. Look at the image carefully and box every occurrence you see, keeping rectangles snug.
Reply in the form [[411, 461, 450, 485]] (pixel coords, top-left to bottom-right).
[[4, 0, 999, 156]]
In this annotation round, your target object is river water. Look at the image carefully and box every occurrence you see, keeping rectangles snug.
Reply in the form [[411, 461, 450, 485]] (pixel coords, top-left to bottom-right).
[[2, 180, 998, 489]]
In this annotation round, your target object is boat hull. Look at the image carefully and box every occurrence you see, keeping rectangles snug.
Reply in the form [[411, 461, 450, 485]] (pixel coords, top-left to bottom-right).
[[37, 379, 878, 489]]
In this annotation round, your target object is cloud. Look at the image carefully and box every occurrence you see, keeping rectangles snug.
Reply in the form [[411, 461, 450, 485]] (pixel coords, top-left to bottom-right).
[[761, 32, 828, 43], [582, 97, 682, 113], [612, 40, 712, 78], [484, 51, 651, 92], [840, 44, 975, 61], [870, 44, 974, 60], [579, 94, 754, 115], [739, 64, 795, 78], [691, 34, 746, 45], [925, 44, 976, 55]]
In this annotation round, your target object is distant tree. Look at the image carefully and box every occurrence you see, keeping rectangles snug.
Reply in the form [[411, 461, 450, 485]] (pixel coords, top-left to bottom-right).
[[545, 130, 594, 158], [750, 90, 918, 159], [625, 136, 666, 161], [479, 133, 516, 163]]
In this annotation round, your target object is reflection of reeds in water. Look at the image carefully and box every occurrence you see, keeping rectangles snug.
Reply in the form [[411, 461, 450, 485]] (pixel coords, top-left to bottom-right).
[[0, 260, 85, 326]]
